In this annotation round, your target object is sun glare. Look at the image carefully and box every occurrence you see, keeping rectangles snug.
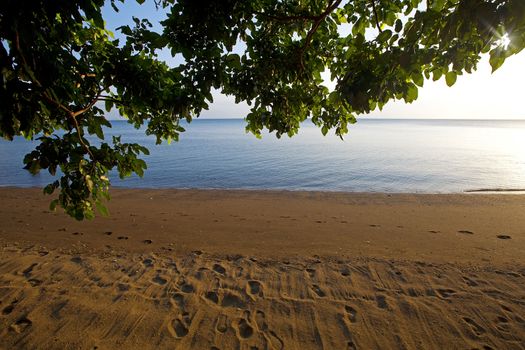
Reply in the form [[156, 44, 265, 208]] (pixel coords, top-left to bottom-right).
[[498, 33, 511, 50]]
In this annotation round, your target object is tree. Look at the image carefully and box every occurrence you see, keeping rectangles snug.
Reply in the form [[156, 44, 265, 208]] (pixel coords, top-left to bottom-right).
[[1, 0, 524, 219]]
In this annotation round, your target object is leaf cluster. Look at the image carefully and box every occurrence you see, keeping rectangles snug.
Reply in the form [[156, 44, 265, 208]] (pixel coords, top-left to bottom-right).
[[1, 0, 524, 219]]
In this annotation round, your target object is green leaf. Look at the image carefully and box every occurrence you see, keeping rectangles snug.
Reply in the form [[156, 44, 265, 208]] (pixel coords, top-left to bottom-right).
[[43, 181, 58, 195], [432, 69, 443, 81], [411, 71, 424, 87], [105, 99, 113, 112], [376, 30, 392, 43], [445, 71, 457, 87], [394, 19, 403, 33], [225, 54, 241, 69], [49, 199, 59, 211], [430, 0, 446, 11], [489, 49, 505, 73], [95, 201, 109, 216], [85, 175, 94, 192], [405, 84, 418, 103]]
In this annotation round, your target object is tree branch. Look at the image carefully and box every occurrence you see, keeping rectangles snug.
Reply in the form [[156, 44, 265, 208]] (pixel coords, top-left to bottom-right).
[[14, 29, 102, 160], [42, 92, 96, 159], [254, 11, 319, 22], [297, 0, 343, 71], [72, 88, 103, 118]]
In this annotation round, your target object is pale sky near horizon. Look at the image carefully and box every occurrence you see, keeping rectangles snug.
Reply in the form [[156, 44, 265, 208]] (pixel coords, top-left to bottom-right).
[[103, 2, 525, 120], [203, 53, 525, 120]]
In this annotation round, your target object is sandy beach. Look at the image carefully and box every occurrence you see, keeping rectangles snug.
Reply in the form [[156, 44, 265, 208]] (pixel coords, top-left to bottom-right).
[[0, 188, 524, 349]]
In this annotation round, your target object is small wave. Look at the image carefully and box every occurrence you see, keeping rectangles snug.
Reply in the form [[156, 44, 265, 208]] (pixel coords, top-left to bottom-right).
[[465, 188, 525, 193]]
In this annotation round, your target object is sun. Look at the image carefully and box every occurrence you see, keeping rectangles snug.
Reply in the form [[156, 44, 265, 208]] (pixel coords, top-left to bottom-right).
[[498, 33, 511, 50]]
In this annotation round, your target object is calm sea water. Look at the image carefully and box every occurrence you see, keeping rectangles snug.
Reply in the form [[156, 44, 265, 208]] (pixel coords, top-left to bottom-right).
[[1, 119, 525, 193]]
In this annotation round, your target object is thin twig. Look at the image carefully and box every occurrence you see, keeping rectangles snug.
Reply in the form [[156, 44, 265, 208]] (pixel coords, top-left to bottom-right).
[[371, 0, 383, 33]]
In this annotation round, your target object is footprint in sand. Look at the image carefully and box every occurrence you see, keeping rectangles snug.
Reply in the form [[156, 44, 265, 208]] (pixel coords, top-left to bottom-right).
[[369, 224, 381, 228], [458, 230, 474, 235], [462, 317, 486, 336], [205, 291, 219, 304], [252, 312, 283, 348], [254, 310, 268, 331], [497, 235, 511, 240], [266, 330, 284, 350], [180, 283, 194, 293], [72, 231, 83, 236], [71, 256, 82, 264], [436, 288, 457, 299], [376, 295, 388, 309], [167, 262, 178, 272], [500, 304, 513, 313], [247, 280, 263, 299], [215, 314, 228, 333], [462, 276, 478, 287], [344, 305, 358, 323], [311, 284, 326, 298], [306, 268, 316, 278], [212, 264, 226, 275], [347, 340, 358, 350], [171, 293, 184, 308], [495, 316, 511, 333], [117, 236, 129, 240], [27, 278, 42, 287], [168, 318, 189, 338], [235, 312, 254, 339], [221, 292, 246, 308], [22, 263, 38, 278], [2, 300, 17, 315], [143, 239, 153, 244], [142, 258, 154, 267], [104, 231, 113, 236], [117, 283, 130, 292], [196, 267, 209, 280], [9, 317, 32, 334], [152, 275, 167, 285], [341, 267, 351, 277]]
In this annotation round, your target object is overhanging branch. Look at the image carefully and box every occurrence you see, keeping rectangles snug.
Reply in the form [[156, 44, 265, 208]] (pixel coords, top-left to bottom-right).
[[297, 0, 343, 71]]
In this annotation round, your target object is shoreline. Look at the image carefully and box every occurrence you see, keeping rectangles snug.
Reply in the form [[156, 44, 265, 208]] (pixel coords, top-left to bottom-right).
[[4, 184, 525, 195], [1, 188, 524, 348]]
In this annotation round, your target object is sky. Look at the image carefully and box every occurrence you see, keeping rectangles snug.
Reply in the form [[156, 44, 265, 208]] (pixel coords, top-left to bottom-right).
[[102, 1, 525, 120]]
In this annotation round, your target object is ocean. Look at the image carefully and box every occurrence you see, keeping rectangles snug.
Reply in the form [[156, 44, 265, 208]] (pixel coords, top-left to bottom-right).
[[1, 119, 524, 193]]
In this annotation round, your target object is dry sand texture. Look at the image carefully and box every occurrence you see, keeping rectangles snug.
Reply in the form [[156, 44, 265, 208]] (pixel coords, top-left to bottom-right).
[[0, 188, 524, 349]]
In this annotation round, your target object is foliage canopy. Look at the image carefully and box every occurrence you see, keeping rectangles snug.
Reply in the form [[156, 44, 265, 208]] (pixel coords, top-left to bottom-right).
[[1, 0, 524, 219]]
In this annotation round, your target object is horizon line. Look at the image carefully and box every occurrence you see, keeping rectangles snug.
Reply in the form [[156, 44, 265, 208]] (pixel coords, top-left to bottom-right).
[[108, 117, 525, 121]]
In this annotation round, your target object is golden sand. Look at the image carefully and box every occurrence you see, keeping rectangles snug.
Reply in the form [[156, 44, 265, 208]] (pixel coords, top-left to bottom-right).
[[0, 188, 524, 349]]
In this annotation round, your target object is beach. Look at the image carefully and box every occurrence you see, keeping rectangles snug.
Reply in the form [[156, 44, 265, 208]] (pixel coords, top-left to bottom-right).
[[0, 188, 524, 349]]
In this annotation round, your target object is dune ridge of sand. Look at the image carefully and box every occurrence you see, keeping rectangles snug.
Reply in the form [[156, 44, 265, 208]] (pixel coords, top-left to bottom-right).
[[0, 188, 524, 349]]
